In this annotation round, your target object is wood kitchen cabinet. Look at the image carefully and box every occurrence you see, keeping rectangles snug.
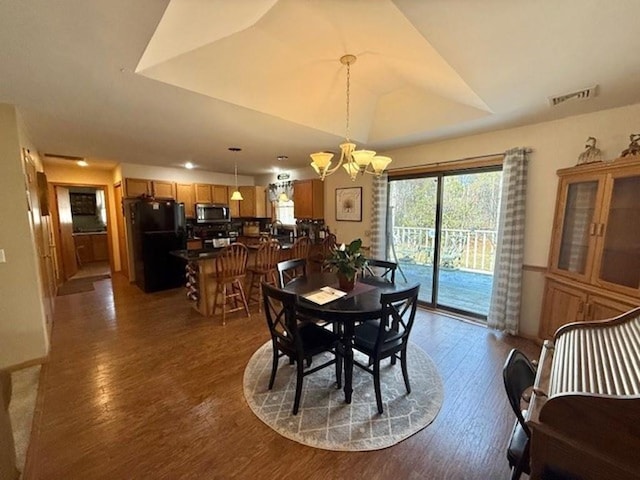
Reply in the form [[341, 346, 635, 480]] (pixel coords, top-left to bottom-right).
[[124, 178, 174, 199], [176, 183, 195, 218], [124, 178, 151, 198], [194, 184, 229, 205], [151, 180, 176, 199], [233, 186, 267, 218], [228, 186, 267, 218], [73, 233, 109, 264], [212, 185, 228, 204], [293, 179, 324, 219], [539, 156, 640, 338], [194, 184, 213, 204]]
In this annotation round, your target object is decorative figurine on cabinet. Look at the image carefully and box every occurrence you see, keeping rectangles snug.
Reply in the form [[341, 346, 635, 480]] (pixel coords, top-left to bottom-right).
[[577, 136, 603, 165], [621, 134, 640, 157]]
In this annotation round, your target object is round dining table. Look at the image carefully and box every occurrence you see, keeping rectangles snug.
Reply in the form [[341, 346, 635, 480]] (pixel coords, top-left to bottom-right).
[[282, 271, 408, 404]]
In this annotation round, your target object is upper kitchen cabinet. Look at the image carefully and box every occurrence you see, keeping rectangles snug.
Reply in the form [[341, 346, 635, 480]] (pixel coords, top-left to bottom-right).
[[231, 186, 267, 218], [124, 178, 151, 198], [212, 185, 228, 204], [539, 155, 640, 338], [151, 180, 176, 199], [194, 183, 213, 204], [176, 183, 195, 218], [194, 184, 229, 204], [293, 179, 324, 219], [123, 178, 175, 199]]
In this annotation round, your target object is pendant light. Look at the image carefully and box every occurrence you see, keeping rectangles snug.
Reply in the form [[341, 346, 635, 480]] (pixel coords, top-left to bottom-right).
[[229, 147, 243, 201]]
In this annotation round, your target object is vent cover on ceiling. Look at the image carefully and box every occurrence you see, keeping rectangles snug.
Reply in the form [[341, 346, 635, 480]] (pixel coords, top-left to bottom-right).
[[43, 153, 84, 161], [549, 85, 598, 106]]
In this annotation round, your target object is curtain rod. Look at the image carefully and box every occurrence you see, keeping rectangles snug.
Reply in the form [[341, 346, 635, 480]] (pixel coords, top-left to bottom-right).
[[388, 148, 533, 172]]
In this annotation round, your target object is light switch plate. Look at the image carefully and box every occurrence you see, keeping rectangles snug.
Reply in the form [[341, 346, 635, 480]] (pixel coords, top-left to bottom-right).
[[0, 249, 5, 263]]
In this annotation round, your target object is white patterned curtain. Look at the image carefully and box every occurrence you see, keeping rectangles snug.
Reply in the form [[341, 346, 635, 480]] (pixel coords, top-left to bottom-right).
[[370, 173, 388, 259], [487, 148, 529, 334]]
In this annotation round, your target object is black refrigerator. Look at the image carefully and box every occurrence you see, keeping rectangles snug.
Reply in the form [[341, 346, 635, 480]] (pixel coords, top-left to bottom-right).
[[131, 199, 186, 293]]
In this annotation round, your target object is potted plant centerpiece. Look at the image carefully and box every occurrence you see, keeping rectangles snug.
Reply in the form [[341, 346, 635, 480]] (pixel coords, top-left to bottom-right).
[[325, 238, 368, 291]]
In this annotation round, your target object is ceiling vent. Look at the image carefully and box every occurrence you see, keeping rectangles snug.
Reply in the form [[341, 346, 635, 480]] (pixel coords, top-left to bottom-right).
[[549, 85, 598, 106], [43, 153, 84, 161]]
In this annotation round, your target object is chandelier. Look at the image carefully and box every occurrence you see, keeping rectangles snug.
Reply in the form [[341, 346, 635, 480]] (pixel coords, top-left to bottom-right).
[[310, 54, 392, 181]]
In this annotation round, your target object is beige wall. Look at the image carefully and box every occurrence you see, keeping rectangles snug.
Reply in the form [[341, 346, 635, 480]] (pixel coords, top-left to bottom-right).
[[43, 163, 121, 271], [0, 104, 49, 369], [313, 102, 640, 337]]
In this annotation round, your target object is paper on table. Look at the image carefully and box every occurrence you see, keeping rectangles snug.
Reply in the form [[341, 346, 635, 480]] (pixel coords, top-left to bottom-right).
[[303, 286, 347, 305]]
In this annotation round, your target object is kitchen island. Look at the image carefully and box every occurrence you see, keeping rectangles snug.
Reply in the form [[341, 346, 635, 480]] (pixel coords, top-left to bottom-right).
[[171, 243, 294, 317]]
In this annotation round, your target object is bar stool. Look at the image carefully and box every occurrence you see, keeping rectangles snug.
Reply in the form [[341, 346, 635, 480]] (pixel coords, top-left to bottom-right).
[[291, 236, 311, 261], [211, 243, 250, 325], [246, 240, 281, 312]]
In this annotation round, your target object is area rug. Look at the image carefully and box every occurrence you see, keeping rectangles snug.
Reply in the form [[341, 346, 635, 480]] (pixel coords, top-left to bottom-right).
[[243, 341, 444, 451], [57, 274, 111, 296], [9, 365, 41, 473]]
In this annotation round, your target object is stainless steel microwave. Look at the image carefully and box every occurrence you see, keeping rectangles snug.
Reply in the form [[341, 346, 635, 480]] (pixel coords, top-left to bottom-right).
[[195, 203, 231, 223]]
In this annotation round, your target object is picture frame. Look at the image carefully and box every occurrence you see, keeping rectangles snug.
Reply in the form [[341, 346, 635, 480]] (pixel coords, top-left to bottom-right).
[[335, 187, 362, 222]]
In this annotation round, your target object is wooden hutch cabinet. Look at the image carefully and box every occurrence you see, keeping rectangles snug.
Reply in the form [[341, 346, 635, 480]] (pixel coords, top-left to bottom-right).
[[539, 156, 640, 338]]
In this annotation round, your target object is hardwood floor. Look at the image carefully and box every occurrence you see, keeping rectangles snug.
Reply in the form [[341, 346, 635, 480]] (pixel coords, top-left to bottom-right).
[[25, 275, 539, 479]]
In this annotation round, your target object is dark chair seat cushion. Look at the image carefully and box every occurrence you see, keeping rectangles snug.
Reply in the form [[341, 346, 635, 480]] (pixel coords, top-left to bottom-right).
[[353, 321, 403, 354], [299, 323, 340, 355]]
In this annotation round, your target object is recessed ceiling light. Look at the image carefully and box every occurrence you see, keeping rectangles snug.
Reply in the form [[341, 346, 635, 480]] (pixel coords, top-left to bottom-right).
[[184, 162, 194, 169], [77, 160, 88, 167], [277, 155, 288, 161]]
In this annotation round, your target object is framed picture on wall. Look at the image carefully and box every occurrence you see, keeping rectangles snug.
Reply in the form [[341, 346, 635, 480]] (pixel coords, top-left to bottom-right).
[[335, 187, 362, 222]]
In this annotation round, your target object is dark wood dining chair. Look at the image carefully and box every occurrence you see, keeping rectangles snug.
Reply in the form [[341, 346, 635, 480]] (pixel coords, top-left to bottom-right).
[[246, 240, 281, 312], [364, 259, 397, 283], [276, 258, 307, 288], [262, 282, 343, 415], [352, 284, 420, 414], [211, 243, 250, 325], [502, 349, 537, 480]]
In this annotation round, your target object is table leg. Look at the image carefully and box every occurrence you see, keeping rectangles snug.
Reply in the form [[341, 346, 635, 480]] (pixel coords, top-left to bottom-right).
[[342, 321, 354, 404]]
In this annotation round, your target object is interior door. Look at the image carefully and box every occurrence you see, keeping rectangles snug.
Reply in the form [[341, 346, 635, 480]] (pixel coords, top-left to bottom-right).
[[56, 186, 78, 280]]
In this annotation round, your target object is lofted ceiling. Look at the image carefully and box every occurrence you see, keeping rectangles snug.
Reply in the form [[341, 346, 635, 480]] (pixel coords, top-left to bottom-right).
[[1, 0, 640, 176]]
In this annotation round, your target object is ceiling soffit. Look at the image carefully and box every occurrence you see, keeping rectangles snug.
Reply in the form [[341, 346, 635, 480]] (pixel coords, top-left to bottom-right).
[[136, 0, 490, 145]]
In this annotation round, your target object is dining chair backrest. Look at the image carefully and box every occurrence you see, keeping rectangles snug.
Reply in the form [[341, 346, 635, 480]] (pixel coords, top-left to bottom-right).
[[262, 283, 302, 355], [374, 284, 420, 356], [291, 236, 311, 260], [215, 243, 248, 279], [276, 258, 307, 288], [254, 239, 281, 271], [365, 259, 397, 283], [503, 349, 537, 436]]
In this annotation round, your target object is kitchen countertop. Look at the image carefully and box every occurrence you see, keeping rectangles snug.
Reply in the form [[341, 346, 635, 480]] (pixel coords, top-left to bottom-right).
[[172, 242, 294, 261], [170, 248, 225, 261]]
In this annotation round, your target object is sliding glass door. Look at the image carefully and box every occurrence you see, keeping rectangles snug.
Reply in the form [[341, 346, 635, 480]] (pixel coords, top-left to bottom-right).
[[388, 167, 502, 319]]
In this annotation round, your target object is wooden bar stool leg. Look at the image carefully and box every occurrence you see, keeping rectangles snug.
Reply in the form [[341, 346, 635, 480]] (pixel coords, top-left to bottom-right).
[[236, 279, 250, 317], [221, 282, 227, 326]]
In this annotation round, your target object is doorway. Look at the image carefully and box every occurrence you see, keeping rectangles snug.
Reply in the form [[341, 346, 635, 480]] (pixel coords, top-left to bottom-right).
[[388, 167, 502, 319], [50, 184, 113, 285]]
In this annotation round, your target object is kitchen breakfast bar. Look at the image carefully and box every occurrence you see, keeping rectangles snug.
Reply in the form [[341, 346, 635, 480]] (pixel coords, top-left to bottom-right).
[[171, 243, 295, 317]]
